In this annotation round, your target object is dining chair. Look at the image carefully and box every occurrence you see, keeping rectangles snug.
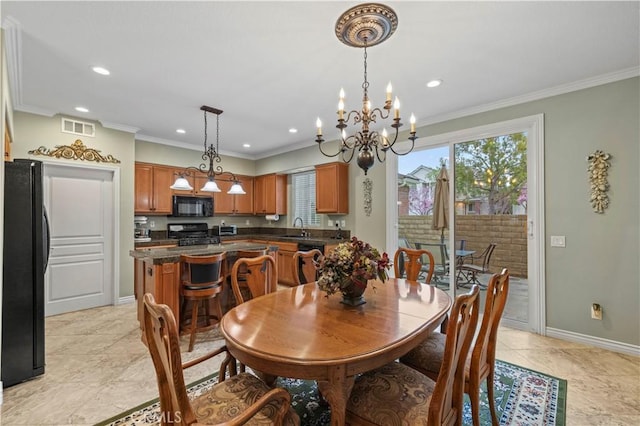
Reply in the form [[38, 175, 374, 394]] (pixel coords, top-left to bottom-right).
[[457, 242, 497, 288], [230, 254, 277, 304], [179, 253, 226, 352], [400, 269, 510, 426], [292, 249, 323, 285], [142, 293, 300, 426], [345, 285, 480, 426], [393, 247, 435, 283]]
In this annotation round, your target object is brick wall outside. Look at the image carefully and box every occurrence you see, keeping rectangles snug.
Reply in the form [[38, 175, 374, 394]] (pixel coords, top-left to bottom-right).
[[398, 215, 527, 277]]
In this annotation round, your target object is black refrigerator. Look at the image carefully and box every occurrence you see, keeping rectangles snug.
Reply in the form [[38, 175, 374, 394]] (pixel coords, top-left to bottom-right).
[[2, 159, 50, 387]]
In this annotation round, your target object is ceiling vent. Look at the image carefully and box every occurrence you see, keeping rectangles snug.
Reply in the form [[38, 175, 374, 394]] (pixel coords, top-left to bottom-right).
[[61, 117, 95, 137]]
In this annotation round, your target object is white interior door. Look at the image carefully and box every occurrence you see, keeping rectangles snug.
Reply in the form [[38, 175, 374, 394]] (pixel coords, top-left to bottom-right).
[[43, 163, 114, 316]]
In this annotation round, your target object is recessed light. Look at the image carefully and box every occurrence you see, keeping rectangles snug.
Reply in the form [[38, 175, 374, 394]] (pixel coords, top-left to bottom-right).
[[92, 66, 110, 76], [243, 144, 251, 148], [289, 128, 298, 133], [426, 79, 442, 88], [75, 106, 89, 113], [176, 129, 186, 134]]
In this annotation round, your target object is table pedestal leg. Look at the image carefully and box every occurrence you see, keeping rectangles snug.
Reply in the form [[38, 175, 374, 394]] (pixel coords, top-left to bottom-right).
[[317, 365, 355, 426]]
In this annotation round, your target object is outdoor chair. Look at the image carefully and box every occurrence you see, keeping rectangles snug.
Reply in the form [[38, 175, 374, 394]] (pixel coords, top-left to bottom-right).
[[345, 285, 480, 425], [457, 243, 497, 288], [142, 293, 300, 425], [415, 242, 450, 286], [400, 269, 509, 426]]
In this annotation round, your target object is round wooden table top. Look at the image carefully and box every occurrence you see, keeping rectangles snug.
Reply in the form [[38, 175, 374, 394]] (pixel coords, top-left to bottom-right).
[[220, 278, 451, 373]]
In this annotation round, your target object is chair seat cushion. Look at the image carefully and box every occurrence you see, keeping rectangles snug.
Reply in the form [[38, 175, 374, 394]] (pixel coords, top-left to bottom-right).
[[192, 372, 299, 425], [400, 332, 446, 378], [347, 362, 436, 425]]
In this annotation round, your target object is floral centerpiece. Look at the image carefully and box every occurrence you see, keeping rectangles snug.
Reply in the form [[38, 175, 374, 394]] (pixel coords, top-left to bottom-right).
[[316, 236, 391, 305]]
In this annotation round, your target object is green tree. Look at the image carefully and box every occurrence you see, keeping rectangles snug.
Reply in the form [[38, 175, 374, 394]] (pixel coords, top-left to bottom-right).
[[454, 133, 527, 214]]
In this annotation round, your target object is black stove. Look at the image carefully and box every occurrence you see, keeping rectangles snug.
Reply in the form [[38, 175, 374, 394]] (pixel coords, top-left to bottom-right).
[[167, 223, 220, 246]]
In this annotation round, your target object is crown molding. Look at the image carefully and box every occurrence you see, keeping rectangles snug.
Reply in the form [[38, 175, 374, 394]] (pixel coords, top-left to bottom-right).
[[419, 67, 640, 127], [135, 133, 256, 160]]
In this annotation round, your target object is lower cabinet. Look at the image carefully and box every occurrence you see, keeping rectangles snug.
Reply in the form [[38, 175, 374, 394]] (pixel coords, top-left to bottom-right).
[[267, 241, 298, 286]]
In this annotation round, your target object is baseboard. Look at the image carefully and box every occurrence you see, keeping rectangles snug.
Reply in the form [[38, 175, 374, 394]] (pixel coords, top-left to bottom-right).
[[546, 327, 640, 356], [118, 295, 135, 305]]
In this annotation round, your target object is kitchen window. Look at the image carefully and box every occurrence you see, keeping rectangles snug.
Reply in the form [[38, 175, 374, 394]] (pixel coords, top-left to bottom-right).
[[292, 171, 320, 227]]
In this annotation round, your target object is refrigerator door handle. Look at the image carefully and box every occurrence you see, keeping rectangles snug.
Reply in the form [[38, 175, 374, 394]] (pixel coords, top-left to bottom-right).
[[43, 206, 51, 271]]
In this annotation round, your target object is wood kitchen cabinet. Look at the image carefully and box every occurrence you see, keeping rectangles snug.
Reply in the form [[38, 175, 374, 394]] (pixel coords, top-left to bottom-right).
[[213, 173, 254, 214], [315, 162, 349, 214], [269, 240, 298, 286], [254, 173, 287, 215], [135, 162, 174, 214]]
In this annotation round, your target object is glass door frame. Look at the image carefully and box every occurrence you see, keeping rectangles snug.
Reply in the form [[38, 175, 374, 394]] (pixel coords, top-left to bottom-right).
[[386, 114, 545, 334]]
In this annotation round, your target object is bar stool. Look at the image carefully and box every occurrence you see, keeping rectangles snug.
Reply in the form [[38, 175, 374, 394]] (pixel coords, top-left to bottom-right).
[[179, 252, 226, 352]]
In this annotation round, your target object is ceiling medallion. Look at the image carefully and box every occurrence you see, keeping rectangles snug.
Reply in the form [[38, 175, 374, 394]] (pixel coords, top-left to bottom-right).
[[335, 3, 398, 48]]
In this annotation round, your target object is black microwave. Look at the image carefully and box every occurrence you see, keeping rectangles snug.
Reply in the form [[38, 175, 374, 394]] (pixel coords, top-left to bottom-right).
[[172, 195, 214, 217]]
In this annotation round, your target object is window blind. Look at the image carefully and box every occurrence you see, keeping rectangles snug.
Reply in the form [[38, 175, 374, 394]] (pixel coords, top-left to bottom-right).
[[292, 171, 320, 226]]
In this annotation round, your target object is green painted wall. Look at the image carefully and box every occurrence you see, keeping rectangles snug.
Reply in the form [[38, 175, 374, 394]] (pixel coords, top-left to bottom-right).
[[11, 111, 136, 299]]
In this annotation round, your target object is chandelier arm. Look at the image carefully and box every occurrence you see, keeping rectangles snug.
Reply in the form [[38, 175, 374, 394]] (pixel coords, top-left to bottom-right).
[[374, 144, 387, 163], [370, 107, 390, 121], [345, 110, 362, 125], [317, 140, 346, 158], [342, 145, 356, 164], [387, 136, 417, 156]]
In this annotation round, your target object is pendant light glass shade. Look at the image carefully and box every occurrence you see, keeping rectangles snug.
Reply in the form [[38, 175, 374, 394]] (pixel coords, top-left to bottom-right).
[[170, 176, 193, 190], [228, 182, 246, 195], [200, 179, 221, 192]]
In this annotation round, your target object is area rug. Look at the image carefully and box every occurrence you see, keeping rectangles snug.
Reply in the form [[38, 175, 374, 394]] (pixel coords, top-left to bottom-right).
[[95, 360, 566, 426]]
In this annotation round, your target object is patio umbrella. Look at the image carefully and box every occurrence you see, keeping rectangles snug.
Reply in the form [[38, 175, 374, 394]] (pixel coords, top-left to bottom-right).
[[432, 165, 450, 243]]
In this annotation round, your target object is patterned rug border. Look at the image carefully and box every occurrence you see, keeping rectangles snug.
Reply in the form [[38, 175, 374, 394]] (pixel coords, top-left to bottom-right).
[[94, 359, 567, 426]]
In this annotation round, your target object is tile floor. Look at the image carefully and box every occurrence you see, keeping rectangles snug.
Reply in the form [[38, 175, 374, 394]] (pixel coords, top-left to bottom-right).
[[1, 301, 638, 425]]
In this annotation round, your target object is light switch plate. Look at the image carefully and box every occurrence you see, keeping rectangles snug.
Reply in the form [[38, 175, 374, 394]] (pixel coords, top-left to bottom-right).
[[550, 235, 566, 247]]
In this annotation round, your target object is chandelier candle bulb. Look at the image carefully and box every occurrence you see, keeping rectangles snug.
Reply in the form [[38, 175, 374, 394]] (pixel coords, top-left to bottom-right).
[[316, 118, 322, 136], [338, 99, 345, 119], [386, 82, 392, 102], [394, 97, 400, 119], [410, 114, 416, 133]]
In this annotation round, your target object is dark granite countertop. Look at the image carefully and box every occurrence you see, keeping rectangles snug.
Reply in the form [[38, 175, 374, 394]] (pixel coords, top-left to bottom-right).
[[129, 242, 270, 264], [134, 234, 348, 250]]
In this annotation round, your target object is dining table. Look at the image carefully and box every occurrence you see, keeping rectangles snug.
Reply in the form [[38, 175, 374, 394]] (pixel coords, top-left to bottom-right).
[[220, 278, 452, 426]]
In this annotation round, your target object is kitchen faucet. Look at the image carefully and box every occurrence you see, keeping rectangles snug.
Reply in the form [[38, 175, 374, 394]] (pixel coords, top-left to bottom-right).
[[293, 216, 307, 237]]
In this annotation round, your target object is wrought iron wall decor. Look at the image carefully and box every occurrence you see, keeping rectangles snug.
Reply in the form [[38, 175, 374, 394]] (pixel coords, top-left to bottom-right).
[[587, 150, 611, 213], [363, 177, 373, 216], [28, 139, 121, 163]]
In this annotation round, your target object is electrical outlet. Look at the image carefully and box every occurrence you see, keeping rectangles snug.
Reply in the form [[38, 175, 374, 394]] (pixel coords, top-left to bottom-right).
[[327, 220, 333, 227], [245, 220, 250, 226], [591, 303, 602, 320], [149, 221, 155, 228], [341, 220, 346, 228], [221, 220, 225, 226]]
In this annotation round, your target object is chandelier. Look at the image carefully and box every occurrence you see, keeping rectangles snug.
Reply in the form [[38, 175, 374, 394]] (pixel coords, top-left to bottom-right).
[[170, 105, 245, 194], [315, 3, 417, 175]]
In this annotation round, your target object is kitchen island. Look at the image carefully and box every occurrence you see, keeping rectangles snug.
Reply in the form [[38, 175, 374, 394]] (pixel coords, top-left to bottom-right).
[[130, 241, 270, 332]]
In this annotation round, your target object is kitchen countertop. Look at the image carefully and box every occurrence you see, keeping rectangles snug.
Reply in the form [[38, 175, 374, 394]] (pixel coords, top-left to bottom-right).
[[134, 234, 349, 250], [129, 242, 271, 264]]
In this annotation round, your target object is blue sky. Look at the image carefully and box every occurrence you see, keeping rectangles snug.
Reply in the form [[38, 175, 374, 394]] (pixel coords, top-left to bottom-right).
[[398, 146, 448, 175]]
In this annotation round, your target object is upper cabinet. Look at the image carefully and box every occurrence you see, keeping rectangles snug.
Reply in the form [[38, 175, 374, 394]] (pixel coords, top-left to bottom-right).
[[213, 173, 254, 215], [135, 162, 174, 214], [315, 162, 349, 214], [254, 174, 287, 215]]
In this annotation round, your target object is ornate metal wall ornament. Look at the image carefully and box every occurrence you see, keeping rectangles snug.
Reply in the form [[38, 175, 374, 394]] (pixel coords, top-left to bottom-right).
[[587, 150, 611, 213], [28, 139, 121, 164], [363, 177, 373, 216]]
